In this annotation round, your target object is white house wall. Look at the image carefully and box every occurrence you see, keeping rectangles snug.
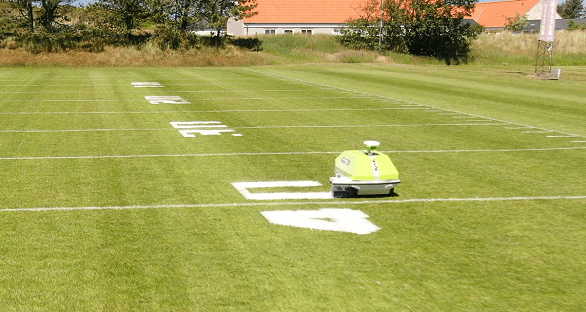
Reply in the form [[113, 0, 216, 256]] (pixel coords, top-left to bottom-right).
[[526, 0, 562, 20], [227, 20, 346, 36]]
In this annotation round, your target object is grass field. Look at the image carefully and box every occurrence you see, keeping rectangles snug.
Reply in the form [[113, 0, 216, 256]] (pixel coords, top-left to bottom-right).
[[1, 64, 585, 311]]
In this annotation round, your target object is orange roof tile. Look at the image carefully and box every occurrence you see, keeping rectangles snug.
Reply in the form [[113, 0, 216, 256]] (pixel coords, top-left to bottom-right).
[[470, 0, 541, 28], [244, 0, 368, 24]]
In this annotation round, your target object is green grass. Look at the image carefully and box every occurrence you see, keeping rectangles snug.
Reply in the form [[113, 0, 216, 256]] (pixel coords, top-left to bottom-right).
[[0, 65, 585, 311]]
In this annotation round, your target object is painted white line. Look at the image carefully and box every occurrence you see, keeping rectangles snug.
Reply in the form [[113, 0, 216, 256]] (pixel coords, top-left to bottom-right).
[[2, 195, 585, 212], [0, 107, 430, 115], [546, 135, 578, 138], [0, 123, 510, 134], [571, 141, 586, 143], [234, 123, 508, 129], [0, 96, 381, 102], [0, 89, 318, 94], [0, 129, 172, 133], [504, 127, 534, 130], [523, 131, 555, 134], [1, 146, 585, 161]]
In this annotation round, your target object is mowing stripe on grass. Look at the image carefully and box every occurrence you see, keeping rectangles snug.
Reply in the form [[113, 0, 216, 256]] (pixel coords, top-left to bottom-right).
[[244, 69, 586, 139], [1, 146, 584, 161], [2, 195, 585, 212]]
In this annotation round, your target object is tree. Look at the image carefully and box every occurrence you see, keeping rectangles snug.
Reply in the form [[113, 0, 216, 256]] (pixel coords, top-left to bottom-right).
[[340, 0, 481, 64], [154, 0, 202, 31], [197, 0, 257, 42], [557, 0, 584, 18], [89, 0, 151, 36], [504, 12, 528, 32], [38, 0, 74, 32], [5, 0, 36, 31]]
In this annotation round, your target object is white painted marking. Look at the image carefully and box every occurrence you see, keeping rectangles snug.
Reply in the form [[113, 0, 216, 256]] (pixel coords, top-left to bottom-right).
[[170, 121, 225, 129], [170, 121, 240, 137], [523, 131, 554, 134], [2, 195, 585, 212], [0, 107, 431, 115], [261, 209, 380, 235], [0, 128, 171, 133], [179, 129, 235, 137], [132, 82, 162, 88], [232, 134, 243, 137], [571, 141, 586, 143], [145, 96, 190, 104], [2, 146, 585, 161], [0, 123, 509, 134], [232, 181, 332, 200], [546, 135, 578, 138]]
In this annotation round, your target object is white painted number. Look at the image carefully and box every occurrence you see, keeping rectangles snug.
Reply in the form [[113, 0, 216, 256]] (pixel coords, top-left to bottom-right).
[[232, 181, 332, 200], [145, 96, 190, 104], [132, 82, 163, 88], [261, 209, 380, 235], [170, 121, 242, 137]]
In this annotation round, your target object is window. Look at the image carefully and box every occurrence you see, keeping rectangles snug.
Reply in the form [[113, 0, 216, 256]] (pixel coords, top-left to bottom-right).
[[301, 29, 312, 35], [284, 29, 293, 34], [264, 29, 276, 35]]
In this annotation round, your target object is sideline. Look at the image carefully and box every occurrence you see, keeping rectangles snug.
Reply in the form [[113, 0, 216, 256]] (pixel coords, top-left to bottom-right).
[[2, 195, 585, 212]]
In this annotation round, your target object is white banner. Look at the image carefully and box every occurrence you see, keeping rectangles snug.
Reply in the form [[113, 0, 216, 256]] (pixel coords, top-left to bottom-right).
[[539, 0, 558, 42]]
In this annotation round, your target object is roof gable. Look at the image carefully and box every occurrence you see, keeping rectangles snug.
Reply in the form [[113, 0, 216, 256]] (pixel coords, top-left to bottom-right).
[[470, 0, 542, 28], [244, 0, 367, 24]]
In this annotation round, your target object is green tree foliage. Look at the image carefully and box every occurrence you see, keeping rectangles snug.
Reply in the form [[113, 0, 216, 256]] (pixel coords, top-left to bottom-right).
[[87, 0, 151, 37], [5, 0, 36, 31], [557, 0, 584, 18], [339, 0, 482, 64], [0, 0, 258, 51], [197, 0, 257, 42], [567, 19, 586, 30], [504, 12, 528, 32]]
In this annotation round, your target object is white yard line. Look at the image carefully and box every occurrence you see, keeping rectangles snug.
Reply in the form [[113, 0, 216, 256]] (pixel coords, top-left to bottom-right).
[[0, 107, 430, 115], [0, 89, 314, 94], [1, 146, 584, 161], [0, 96, 380, 102], [2, 195, 585, 212], [546, 135, 579, 138], [0, 123, 511, 133], [0, 128, 173, 133]]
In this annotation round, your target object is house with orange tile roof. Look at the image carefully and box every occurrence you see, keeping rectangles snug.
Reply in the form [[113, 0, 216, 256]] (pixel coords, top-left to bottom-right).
[[227, 0, 368, 36], [227, 0, 563, 36], [470, 0, 562, 30]]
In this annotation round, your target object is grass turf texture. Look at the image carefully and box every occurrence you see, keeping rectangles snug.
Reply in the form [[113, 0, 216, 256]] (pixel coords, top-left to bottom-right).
[[0, 65, 585, 311]]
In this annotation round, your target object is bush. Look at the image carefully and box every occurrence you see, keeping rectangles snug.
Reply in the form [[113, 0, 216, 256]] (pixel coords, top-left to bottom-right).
[[151, 25, 199, 51], [567, 20, 586, 31]]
